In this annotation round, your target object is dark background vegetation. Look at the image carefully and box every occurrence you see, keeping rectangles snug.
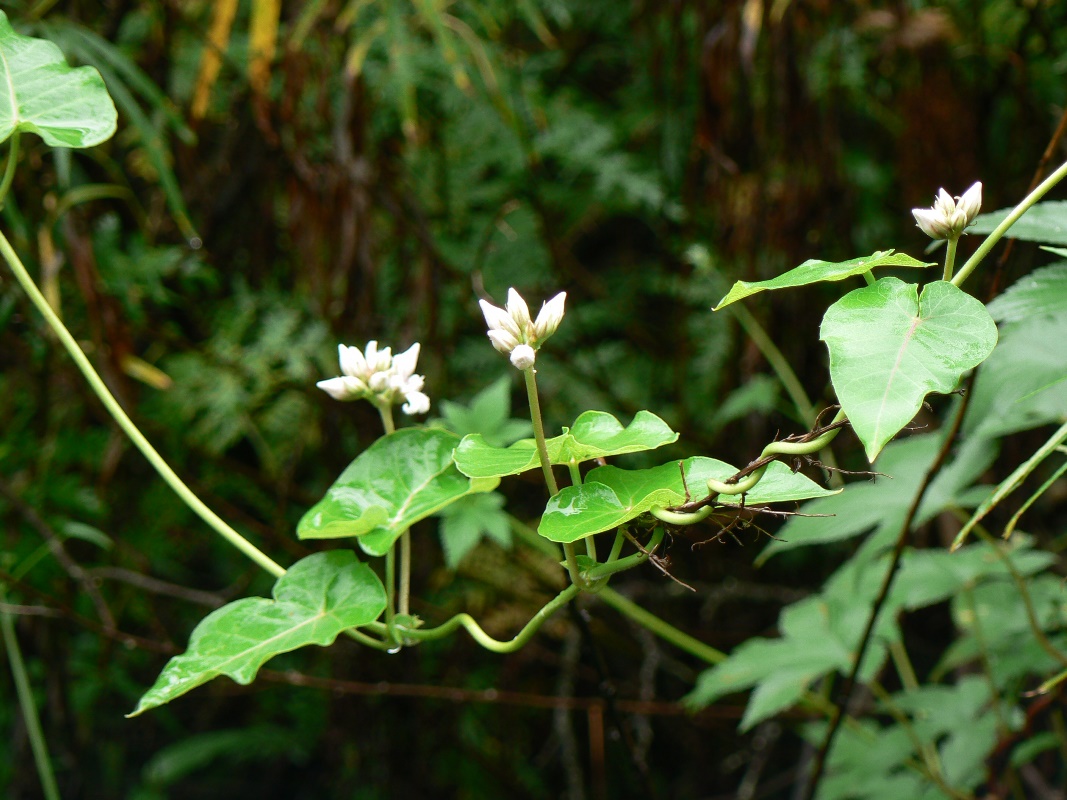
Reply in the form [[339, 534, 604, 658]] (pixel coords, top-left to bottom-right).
[[1, 0, 1065, 797]]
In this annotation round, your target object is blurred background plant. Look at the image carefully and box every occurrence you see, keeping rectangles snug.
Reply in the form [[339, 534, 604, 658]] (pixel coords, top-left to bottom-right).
[[2, 0, 1067, 797]]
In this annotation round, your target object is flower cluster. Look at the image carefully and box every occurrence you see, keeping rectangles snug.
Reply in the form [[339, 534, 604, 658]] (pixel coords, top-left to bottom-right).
[[912, 182, 982, 240], [479, 288, 566, 370], [317, 341, 430, 415]]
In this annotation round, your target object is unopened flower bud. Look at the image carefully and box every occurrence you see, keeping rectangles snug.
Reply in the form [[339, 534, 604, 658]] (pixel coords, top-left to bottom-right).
[[912, 182, 983, 240], [510, 344, 536, 370], [532, 292, 566, 343]]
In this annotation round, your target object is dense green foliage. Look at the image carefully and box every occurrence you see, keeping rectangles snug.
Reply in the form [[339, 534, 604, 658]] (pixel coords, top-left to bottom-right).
[[3, 1, 1067, 798]]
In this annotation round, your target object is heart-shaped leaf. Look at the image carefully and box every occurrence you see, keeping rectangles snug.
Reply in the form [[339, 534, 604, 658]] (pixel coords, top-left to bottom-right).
[[0, 11, 117, 148], [298, 428, 498, 556], [539, 457, 837, 543], [820, 278, 997, 461], [454, 410, 677, 479], [128, 551, 386, 716], [714, 251, 932, 310]]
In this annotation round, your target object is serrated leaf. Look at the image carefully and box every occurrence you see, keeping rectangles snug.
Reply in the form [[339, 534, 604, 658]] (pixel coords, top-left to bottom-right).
[[758, 433, 996, 564], [713, 251, 932, 310], [438, 375, 531, 447], [437, 491, 511, 568], [297, 428, 499, 557], [986, 262, 1067, 323], [539, 457, 837, 543], [0, 11, 117, 148], [129, 551, 386, 716], [971, 200, 1067, 245], [964, 312, 1067, 440], [821, 278, 998, 461], [454, 410, 678, 479], [684, 596, 855, 730]]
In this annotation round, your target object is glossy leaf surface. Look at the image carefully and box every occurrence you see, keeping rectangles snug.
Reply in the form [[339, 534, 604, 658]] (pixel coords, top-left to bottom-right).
[[298, 428, 498, 556], [539, 457, 837, 543], [454, 410, 677, 479], [714, 251, 931, 310], [821, 278, 997, 461], [0, 11, 117, 147], [129, 552, 386, 716]]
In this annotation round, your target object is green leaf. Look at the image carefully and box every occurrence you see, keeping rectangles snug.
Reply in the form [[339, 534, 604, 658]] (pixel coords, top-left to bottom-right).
[[758, 433, 996, 564], [454, 410, 678, 479], [539, 457, 837, 543], [986, 262, 1067, 323], [820, 278, 998, 461], [437, 491, 511, 568], [713, 251, 932, 310], [128, 552, 386, 716], [0, 11, 117, 148], [964, 312, 1067, 439], [684, 595, 865, 730], [298, 428, 499, 557], [971, 200, 1067, 245]]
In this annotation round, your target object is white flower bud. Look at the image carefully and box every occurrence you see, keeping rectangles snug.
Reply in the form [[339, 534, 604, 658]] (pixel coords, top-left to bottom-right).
[[392, 342, 421, 379], [532, 292, 566, 343], [318, 340, 430, 414], [957, 182, 982, 225], [510, 344, 536, 370], [505, 288, 532, 335], [912, 181, 983, 240], [402, 390, 431, 416], [479, 299, 523, 341], [487, 328, 520, 354], [339, 344, 368, 379], [317, 376, 360, 401]]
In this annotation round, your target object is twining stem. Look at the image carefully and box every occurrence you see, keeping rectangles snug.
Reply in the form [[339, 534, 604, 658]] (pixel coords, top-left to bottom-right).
[[942, 235, 959, 282], [1, 586, 61, 800], [706, 409, 847, 497], [378, 584, 582, 652], [523, 366, 583, 586], [953, 158, 1067, 288], [0, 229, 286, 579]]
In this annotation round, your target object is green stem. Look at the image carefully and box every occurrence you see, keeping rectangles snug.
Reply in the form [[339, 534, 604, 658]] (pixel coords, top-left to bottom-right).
[[1, 587, 61, 800], [375, 403, 412, 619], [582, 528, 664, 582], [861, 270, 875, 286], [942, 235, 959, 282], [397, 584, 581, 652], [384, 546, 398, 645], [0, 132, 20, 210], [953, 159, 1067, 288], [597, 587, 725, 665], [0, 229, 286, 578], [728, 301, 815, 426], [567, 462, 597, 560], [523, 366, 583, 586], [523, 367, 558, 495], [952, 419, 1067, 550]]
